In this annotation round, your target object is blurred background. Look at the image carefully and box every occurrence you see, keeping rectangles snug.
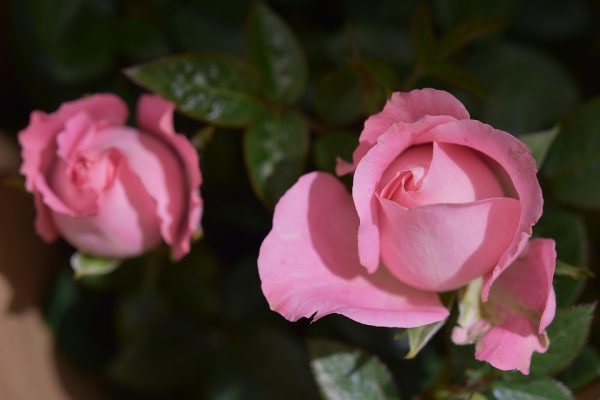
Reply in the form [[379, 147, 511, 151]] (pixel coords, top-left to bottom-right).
[[0, 0, 599, 399]]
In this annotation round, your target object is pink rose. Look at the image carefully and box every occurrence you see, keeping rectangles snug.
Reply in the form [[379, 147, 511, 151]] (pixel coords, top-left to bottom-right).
[[258, 89, 556, 373], [19, 94, 202, 260]]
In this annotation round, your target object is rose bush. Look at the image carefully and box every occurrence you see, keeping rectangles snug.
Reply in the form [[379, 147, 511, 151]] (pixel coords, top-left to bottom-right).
[[19, 94, 202, 260], [258, 88, 556, 373]]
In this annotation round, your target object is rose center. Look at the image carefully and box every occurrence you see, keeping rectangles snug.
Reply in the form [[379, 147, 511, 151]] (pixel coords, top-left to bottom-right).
[[379, 142, 506, 208], [67, 150, 120, 193]]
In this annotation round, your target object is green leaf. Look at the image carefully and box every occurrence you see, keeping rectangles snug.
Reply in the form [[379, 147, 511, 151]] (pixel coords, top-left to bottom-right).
[[544, 98, 600, 208], [519, 126, 560, 168], [558, 346, 600, 391], [71, 252, 121, 278], [247, 2, 307, 104], [437, 17, 506, 58], [313, 131, 357, 174], [244, 110, 309, 207], [405, 292, 454, 359], [405, 320, 446, 360], [554, 260, 594, 280], [492, 379, 573, 400], [315, 60, 399, 125], [530, 304, 595, 376], [453, 278, 485, 346], [308, 339, 401, 400], [315, 65, 363, 125], [125, 54, 264, 127]]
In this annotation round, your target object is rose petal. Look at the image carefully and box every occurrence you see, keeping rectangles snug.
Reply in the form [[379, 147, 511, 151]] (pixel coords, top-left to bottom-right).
[[258, 172, 449, 327], [383, 142, 505, 207], [353, 117, 455, 271], [474, 238, 556, 374], [378, 196, 520, 291], [475, 315, 548, 375], [19, 94, 128, 242], [489, 238, 557, 333], [32, 192, 58, 241], [337, 89, 469, 175], [413, 120, 543, 299], [137, 94, 203, 260], [52, 158, 162, 258], [74, 126, 187, 250], [56, 112, 98, 161], [20, 94, 128, 192]]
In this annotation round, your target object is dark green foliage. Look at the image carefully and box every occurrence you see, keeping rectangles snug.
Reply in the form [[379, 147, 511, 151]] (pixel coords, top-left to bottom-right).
[[2, 0, 600, 399]]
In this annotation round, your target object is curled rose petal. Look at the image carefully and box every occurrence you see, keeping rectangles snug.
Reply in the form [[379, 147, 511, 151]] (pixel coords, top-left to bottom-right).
[[474, 239, 557, 374], [379, 142, 505, 207], [137, 95, 203, 260]]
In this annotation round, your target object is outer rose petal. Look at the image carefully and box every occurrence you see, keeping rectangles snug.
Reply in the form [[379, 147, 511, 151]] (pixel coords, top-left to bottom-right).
[[378, 197, 520, 291], [360, 89, 470, 145], [18, 94, 128, 242], [414, 120, 543, 299], [475, 239, 556, 374], [137, 95, 203, 260], [258, 172, 449, 327], [32, 192, 58, 241], [337, 89, 469, 175], [475, 315, 548, 375]]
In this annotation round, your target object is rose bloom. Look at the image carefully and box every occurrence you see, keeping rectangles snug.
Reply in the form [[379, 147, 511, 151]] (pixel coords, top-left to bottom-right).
[[19, 94, 202, 260], [258, 89, 556, 374]]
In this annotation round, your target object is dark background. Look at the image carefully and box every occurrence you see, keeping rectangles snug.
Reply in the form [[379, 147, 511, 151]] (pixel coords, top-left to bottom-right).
[[0, 1, 599, 399]]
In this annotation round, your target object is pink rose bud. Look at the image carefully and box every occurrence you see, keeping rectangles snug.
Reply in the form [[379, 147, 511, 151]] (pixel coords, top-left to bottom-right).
[[258, 88, 556, 374], [19, 94, 202, 260]]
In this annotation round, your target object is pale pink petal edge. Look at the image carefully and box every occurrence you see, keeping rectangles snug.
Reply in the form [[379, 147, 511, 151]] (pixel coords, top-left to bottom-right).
[[136, 94, 203, 260]]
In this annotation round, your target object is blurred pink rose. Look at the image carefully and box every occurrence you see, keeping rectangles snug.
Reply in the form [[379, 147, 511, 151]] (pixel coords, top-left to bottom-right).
[[258, 88, 555, 373], [19, 94, 202, 259]]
